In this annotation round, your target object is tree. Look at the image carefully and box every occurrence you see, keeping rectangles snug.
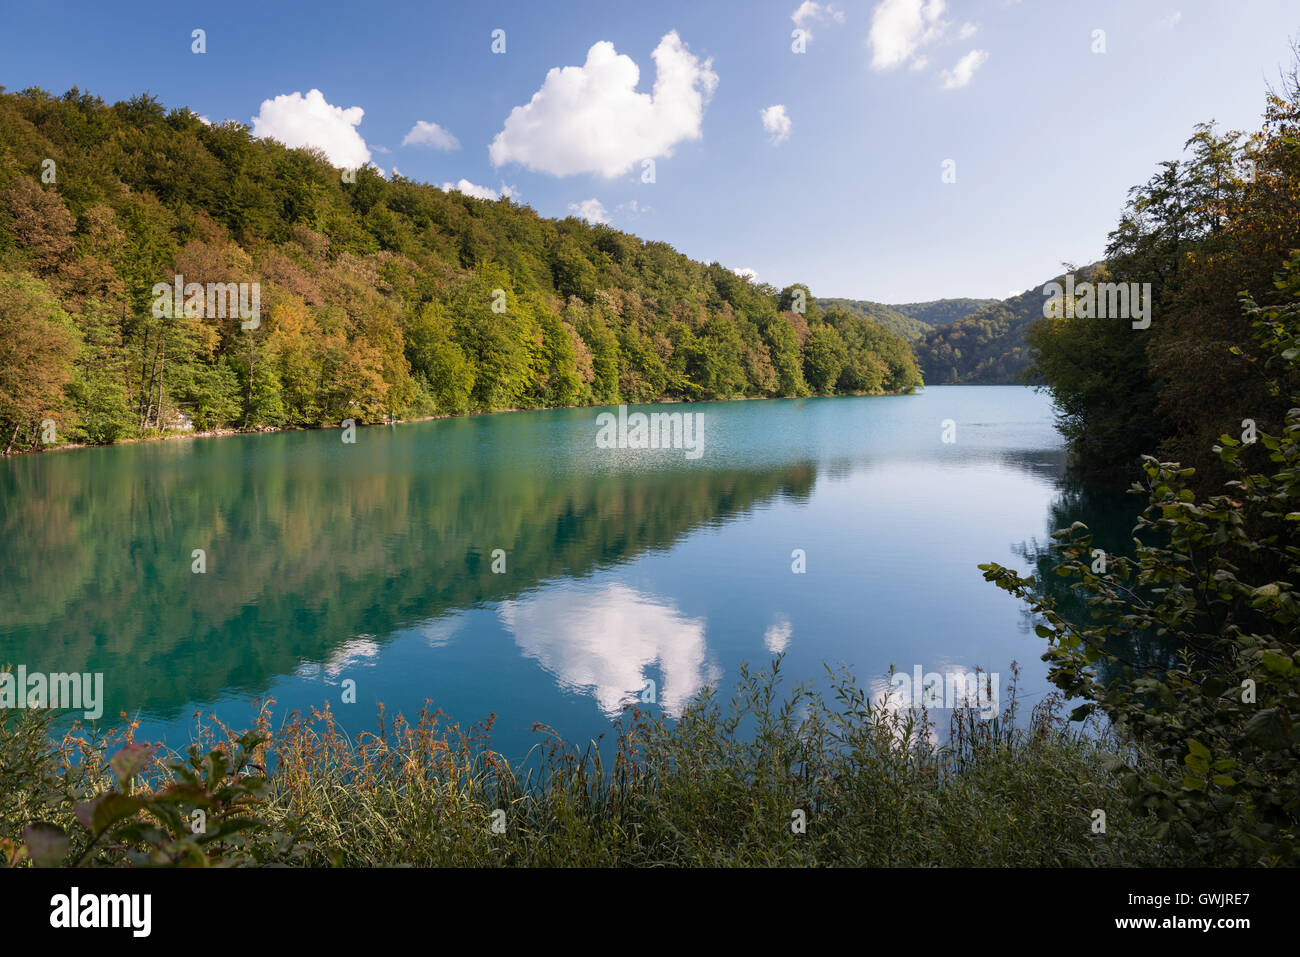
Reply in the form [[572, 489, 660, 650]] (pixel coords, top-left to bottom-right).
[[64, 300, 133, 444], [0, 273, 79, 452], [1, 178, 76, 275], [763, 314, 808, 397], [188, 355, 242, 430], [803, 324, 847, 395], [982, 257, 1300, 864], [447, 264, 537, 411], [533, 307, 584, 407], [406, 301, 474, 414], [778, 283, 820, 322], [571, 297, 621, 404], [1028, 63, 1300, 488]]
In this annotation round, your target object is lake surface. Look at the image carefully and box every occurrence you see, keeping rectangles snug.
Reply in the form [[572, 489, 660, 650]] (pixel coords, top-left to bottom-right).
[[0, 386, 1128, 759]]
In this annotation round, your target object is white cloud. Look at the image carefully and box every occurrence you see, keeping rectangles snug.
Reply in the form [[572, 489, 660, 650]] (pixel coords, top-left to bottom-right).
[[733, 267, 759, 282], [440, 179, 502, 201], [869, 0, 948, 71], [251, 89, 371, 169], [792, 1, 845, 40], [1160, 11, 1182, 29], [940, 49, 989, 89], [760, 104, 792, 144], [402, 120, 460, 150], [958, 22, 978, 39], [568, 198, 610, 224], [489, 31, 718, 178]]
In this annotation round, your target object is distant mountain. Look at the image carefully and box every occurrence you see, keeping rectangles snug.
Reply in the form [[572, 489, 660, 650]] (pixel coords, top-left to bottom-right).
[[890, 298, 999, 329], [911, 284, 1066, 385], [911, 268, 1113, 385], [912, 289, 1042, 385], [815, 299, 928, 341], [816, 297, 994, 343]]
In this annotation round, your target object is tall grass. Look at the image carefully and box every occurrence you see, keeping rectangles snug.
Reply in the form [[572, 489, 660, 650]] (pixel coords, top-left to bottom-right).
[[1, 658, 1181, 867]]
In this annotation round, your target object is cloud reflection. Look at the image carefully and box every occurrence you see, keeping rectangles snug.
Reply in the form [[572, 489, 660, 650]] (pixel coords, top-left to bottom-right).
[[764, 615, 792, 654], [499, 583, 718, 718], [294, 635, 380, 681]]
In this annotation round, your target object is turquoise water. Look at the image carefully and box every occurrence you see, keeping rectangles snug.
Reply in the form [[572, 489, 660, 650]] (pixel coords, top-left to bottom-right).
[[0, 386, 1114, 758]]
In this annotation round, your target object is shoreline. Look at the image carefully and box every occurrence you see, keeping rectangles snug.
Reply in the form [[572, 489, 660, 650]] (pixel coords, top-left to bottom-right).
[[2, 387, 928, 457]]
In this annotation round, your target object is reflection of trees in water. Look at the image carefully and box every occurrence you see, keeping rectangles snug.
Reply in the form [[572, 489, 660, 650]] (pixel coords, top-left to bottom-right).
[[0, 435, 816, 722], [995, 447, 1070, 481], [1013, 475, 1184, 685]]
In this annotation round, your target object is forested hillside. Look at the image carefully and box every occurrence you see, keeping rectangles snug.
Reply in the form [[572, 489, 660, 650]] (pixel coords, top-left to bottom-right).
[[891, 298, 997, 329], [0, 86, 923, 453], [816, 296, 993, 343], [814, 299, 930, 341], [912, 285, 1048, 384]]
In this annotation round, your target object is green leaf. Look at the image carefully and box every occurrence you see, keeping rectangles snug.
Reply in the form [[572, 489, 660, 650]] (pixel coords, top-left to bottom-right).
[[1261, 650, 1294, 675], [90, 792, 145, 833], [1184, 752, 1210, 775]]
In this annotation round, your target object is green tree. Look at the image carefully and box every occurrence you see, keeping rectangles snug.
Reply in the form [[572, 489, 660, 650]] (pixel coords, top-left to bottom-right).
[[64, 300, 133, 444], [982, 258, 1300, 864], [406, 301, 474, 415], [446, 264, 536, 411], [762, 314, 808, 397], [803, 323, 846, 395], [533, 307, 584, 407], [188, 356, 242, 431]]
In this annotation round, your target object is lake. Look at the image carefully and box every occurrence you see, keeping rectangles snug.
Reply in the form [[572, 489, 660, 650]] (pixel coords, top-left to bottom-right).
[[0, 385, 1128, 759]]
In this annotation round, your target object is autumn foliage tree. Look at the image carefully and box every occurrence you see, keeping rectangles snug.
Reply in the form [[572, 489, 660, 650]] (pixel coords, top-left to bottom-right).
[[0, 273, 78, 452]]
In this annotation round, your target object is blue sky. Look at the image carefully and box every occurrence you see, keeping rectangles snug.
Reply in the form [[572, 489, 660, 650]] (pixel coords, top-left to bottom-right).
[[1, 0, 1296, 302]]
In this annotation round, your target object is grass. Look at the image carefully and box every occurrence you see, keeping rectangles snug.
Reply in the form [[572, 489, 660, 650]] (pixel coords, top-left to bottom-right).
[[0, 657, 1183, 867]]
